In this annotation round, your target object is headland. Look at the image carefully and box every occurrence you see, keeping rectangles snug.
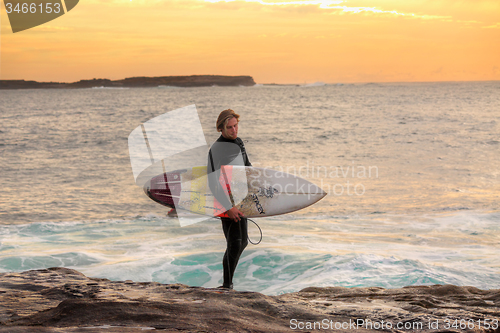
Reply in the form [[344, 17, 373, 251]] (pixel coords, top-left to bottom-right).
[[0, 75, 256, 89]]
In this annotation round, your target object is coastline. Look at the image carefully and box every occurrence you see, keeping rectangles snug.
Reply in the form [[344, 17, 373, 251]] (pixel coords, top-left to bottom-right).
[[1, 268, 498, 332], [0, 75, 256, 89]]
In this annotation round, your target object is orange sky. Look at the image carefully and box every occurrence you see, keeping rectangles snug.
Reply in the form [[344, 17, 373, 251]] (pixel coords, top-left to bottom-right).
[[1, 0, 499, 83]]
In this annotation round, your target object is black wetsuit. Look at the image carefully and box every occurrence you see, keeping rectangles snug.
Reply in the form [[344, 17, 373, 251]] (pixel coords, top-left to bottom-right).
[[207, 135, 251, 289]]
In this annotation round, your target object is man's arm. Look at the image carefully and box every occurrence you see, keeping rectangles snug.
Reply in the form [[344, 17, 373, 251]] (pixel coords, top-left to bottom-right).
[[237, 138, 252, 167], [207, 148, 234, 212], [207, 143, 246, 222]]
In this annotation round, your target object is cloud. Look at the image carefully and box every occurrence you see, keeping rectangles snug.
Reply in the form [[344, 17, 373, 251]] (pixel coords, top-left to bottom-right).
[[203, 0, 344, 8], [200, 0, 452, 20], [483, 22, 500, 29], [35, 25, 74, 32]]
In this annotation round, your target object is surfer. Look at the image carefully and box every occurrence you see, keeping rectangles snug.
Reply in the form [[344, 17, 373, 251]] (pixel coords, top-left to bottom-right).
[[207, 109, 252, 290]]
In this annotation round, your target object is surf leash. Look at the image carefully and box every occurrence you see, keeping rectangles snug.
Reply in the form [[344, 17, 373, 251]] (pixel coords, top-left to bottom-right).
[[247, 218, 262, 245], [220, 217, 263, 245]]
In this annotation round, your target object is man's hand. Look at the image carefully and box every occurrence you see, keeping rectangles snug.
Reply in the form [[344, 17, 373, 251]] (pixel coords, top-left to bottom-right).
[[227, 207, 244, 222]]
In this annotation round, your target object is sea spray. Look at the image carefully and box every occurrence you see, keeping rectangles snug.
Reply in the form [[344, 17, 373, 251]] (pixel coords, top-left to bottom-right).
[[1, 211, 498, 295]]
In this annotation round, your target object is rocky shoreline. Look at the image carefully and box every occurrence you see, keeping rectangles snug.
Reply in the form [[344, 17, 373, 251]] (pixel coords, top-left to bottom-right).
[[0, 75, 256, 89], [0, 267, 499, 332]]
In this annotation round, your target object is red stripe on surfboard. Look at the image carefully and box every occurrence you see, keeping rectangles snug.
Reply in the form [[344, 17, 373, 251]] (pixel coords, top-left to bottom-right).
[[148, 171, 182, 207], [214, 165, 232, 218]]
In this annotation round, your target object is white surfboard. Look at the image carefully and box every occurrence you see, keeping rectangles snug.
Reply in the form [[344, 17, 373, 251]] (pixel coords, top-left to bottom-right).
[[144, 165, 326, 218]]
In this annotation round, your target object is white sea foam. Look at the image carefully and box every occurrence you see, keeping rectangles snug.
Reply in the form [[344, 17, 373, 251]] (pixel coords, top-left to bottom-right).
[[1, 211, 498, 294], [302, 81, 327, 87]]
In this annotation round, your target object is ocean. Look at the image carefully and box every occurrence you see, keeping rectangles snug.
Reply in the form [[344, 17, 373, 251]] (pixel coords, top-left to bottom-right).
[[1, 82, 499, 295]]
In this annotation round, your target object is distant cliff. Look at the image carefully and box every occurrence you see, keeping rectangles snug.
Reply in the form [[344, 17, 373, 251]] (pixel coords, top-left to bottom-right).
[[0, 75, 256, 89]]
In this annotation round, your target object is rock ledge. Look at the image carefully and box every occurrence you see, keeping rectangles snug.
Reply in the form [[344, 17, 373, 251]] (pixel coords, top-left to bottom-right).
[[1, 268, 499, 332]]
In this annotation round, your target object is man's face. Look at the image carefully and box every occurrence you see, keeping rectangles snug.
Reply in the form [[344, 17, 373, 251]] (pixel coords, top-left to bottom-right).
[[221, 117, 238, 140]]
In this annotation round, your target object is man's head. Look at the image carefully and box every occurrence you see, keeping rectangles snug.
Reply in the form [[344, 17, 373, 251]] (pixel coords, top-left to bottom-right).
[[216, 109, 240, 140]]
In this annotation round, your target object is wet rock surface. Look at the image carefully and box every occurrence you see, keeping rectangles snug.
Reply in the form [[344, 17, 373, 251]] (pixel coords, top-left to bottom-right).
[[1, 268, 499, 332]]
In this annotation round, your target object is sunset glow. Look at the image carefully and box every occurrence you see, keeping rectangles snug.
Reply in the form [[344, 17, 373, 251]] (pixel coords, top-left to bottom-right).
[[1, 0, 499, 83]]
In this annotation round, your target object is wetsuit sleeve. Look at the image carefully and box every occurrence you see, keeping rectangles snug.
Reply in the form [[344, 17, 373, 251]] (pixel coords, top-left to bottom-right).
[[237, 138, 252, 167], [244, 146, 251, 167], [207, 148, 233, 211], [244, 152, 251, 167]]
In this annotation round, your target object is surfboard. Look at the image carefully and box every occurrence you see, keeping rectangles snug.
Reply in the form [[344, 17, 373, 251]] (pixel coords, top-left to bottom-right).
[[144, 165, 326, 218]]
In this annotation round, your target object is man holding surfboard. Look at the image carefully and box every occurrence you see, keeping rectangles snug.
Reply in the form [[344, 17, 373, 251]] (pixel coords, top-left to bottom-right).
[[208, 109, 251, 290]]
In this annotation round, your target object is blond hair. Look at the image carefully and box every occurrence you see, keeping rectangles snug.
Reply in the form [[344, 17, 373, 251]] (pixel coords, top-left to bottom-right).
[[216, 109, 240, 132]]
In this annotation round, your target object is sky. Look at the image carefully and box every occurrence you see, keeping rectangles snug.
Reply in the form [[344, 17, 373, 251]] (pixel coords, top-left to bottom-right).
[[1, 0, 499, 84]]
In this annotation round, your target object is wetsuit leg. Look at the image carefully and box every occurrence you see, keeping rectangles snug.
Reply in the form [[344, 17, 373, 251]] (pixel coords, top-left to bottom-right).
[[221, 217, 248, 288]]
